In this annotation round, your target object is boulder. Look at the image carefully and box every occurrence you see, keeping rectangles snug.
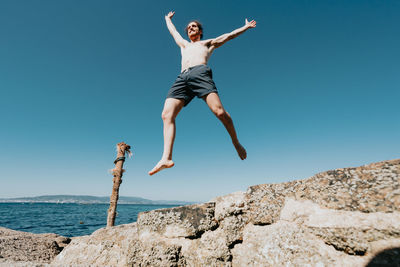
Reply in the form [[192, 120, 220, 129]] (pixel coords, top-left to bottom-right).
[[41, 159, 400, 265], [0, 227, 70, 266]]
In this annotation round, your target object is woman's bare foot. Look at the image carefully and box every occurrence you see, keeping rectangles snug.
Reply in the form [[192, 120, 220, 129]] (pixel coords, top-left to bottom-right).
[[148, 159, 175, 175], [233, 142, 247, 160]]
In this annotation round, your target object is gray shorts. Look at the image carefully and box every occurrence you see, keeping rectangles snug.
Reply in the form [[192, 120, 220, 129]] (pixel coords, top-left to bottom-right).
[[166, 64, 218, 106]]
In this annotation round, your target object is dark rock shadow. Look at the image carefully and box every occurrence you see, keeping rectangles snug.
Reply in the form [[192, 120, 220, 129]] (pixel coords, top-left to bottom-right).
[[366, 247, 400, 267]]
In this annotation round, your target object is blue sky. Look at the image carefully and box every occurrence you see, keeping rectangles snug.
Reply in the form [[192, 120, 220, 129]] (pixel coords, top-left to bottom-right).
[[1, 0, 399, 202]]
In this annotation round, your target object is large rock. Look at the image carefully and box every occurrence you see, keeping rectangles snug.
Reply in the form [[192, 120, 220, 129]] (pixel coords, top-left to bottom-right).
[[48, 159, 400, 266], [231, 222, 366, 266], [0, 227, 70, 266], [53, 223, 138, 266], [246, 159, 400, 225], [136, 202, 218, 239]]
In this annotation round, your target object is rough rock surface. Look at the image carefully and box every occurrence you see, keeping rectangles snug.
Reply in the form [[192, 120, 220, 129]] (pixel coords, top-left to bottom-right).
[[51, 159, 400, 266], [7, 159, 400, 266], [136, 202, 218, 239], [0, 227, 70, 266], [53, 223, 138, 266], [50, 159, 400, 266]]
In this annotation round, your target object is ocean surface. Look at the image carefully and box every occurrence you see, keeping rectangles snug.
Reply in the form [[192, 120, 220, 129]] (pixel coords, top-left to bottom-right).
[[0, 203, 179, 237]]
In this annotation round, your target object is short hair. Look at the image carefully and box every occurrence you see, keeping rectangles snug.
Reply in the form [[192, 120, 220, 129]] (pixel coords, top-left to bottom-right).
[[185, 20, 203, 39]]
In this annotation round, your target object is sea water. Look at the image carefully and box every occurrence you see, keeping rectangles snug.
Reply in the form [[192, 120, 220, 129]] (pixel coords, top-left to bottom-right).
[[0, 203, 178, 237]]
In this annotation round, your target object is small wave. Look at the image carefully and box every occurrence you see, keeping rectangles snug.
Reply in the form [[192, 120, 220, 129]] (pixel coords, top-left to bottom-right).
[[20, 226, 34, 230], [78, 224, 106, 228]]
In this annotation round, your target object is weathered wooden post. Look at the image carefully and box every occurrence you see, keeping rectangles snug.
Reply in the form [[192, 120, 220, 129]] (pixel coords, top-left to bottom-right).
[[107, 142, 132, 227]]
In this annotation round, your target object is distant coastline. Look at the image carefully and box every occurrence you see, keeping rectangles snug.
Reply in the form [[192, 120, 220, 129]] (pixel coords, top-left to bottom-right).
[[0, 195, 195, 205]]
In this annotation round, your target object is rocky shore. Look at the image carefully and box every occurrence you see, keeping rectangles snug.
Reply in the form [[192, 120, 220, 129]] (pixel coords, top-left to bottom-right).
[[0, 227, 70, 267], [1, 159, 399, 266]]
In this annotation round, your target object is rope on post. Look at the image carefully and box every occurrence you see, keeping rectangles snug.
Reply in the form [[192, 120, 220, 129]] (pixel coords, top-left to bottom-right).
[[114, 156, 126, 164]]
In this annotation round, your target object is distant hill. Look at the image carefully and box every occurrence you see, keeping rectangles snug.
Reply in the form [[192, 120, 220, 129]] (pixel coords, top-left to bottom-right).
[[0, 195, 194, 205]]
